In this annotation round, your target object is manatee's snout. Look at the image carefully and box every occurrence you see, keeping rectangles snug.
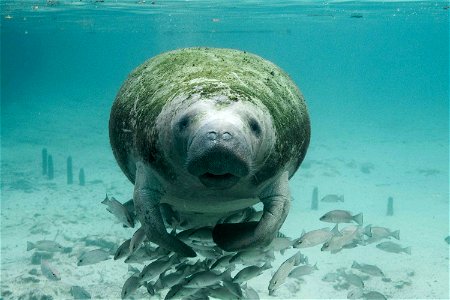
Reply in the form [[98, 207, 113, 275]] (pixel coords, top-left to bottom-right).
[[186, 121, 251, 189]]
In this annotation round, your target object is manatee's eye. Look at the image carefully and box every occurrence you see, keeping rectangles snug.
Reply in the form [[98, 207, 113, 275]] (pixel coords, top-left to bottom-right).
[[178, 115, 190, 131], [248, 118, 261, 136]]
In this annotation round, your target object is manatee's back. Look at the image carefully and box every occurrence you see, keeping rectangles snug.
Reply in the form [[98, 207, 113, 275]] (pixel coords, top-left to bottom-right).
[[109, 48, 310, 184]]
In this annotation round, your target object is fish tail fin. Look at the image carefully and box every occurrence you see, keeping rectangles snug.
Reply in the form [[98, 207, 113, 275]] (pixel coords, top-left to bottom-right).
[[353, 213, 363, 226], [313, 263, 319, 270], [263, 262, 272, 269], [351, 261, 359, 269], [391, 230, 400, 240], [403, 247, 411, 255], [331, 224, 342, 236], [364, 224, 372, 237], [101, 193, 109, 204], [27, 241, 35, 251]]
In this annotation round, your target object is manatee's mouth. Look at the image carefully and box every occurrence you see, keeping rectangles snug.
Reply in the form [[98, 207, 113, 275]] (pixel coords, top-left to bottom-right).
[[199, 172, 240, 189]]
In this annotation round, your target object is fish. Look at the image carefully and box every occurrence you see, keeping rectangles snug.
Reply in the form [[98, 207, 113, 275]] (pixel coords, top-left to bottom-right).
[[363, 291, 387, 299], [268, 251, 300, 295], [70, 286, 91, 299], [321, 194, 344, 202], [41, 260, 61, 281], [230, 249, 274, 264], [341, 272, 364, 288], [27, 240, 64, 252], [351, 261, 384, 277], [77, 249, 110, 266], [222, 280, 244, 298], [121, 275, 142, 299], [114, 239, 131, 260], [129, 227, 146, 254], [124, 247, 152, 264], [368, 226, 400, 240], [288, 263, 318, 279], [293, 226, 339, 248], [446, 236, 450, 244], [266, 236, 293, 254], [165, 283, 198, 300], [376, 241, 411, 254], [349, 290, 387, 300], [210, 254, 234, 270], [101, 194, 134, 228], [187, 226, 214, 242], [208, 285, 239, 299], [233, 262, 271, 283], [243, 285, 260, 300], [139, 255, 178, 282], [321, 226, 364, 253], [185, 269, 230, 288], [155, 269, 188, 290], [320, 210, 363, 225]]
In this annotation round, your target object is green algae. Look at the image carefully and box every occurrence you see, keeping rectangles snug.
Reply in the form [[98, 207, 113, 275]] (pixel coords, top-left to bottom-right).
[[110, 47, 310, 184]]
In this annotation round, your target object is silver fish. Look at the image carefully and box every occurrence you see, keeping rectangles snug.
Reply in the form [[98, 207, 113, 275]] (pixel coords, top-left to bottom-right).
[[114, 239, 131, 260], [268, 251, 300, 295], [370, 226, 400, 240], [266, 237, 293, 254], [27, 240, 64, 252], [209, 285, 238, 299], [362, 290, 387, 299], [243, 285, 260, 300], [155, 269, 187, 290], [70, 286, 91, 299], [230, 249, 274, 264], [185, 269, 230, 288], [233, 262, 271, 283], [210, 254, 234, 270], [41, 259, 61, 281], [188, 226, 214, 242], [376, 241, 411, 254], [288, 263, 318, 278], [165, 283, 198, 300], [77, 249, 110, 266], [121, 275, 142, 299], [320, 210, 363, 225], [124, 247, 152, 264], [101, 194, 134, 228], [129, 227, 146, 254], [351, 261, 384, 277], [222, 280, 243, 298], [341, 272, 364, 288], [321, 225, 365, 253], [293, 226, 339, 248], [140, 256, 177, 282], [321, 194, 344, 202]]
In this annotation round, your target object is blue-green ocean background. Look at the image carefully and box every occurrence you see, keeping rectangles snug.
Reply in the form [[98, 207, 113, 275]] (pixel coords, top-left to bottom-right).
[[1, 1, 449, 299]]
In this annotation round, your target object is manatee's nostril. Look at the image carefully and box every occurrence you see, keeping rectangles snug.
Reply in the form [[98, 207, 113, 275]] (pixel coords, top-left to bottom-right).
[[222, 132, 232, 140], [207, 131, 217, 140]]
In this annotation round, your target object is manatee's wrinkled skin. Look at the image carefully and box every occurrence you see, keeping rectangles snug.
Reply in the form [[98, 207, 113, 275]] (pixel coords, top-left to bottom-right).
[[109, 48, 310, 257]]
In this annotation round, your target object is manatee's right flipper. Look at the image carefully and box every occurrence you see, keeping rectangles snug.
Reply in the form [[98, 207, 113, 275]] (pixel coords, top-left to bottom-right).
[[133, 162, 196, 257]]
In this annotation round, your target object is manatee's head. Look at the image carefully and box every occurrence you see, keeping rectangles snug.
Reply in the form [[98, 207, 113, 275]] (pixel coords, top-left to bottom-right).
[[157, 93, 275, 190]]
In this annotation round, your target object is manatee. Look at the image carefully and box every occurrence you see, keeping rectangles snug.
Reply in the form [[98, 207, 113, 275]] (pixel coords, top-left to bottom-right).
[[109, 47, 310, 257]]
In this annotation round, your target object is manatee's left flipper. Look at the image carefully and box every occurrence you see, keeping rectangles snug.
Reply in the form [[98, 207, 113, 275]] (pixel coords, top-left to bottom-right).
[[133, 162, 196, 257], [213, 171, 290, 252]]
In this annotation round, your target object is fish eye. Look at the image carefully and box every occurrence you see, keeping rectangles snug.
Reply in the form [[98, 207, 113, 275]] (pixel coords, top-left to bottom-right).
[[248, 118, 261, 136]]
